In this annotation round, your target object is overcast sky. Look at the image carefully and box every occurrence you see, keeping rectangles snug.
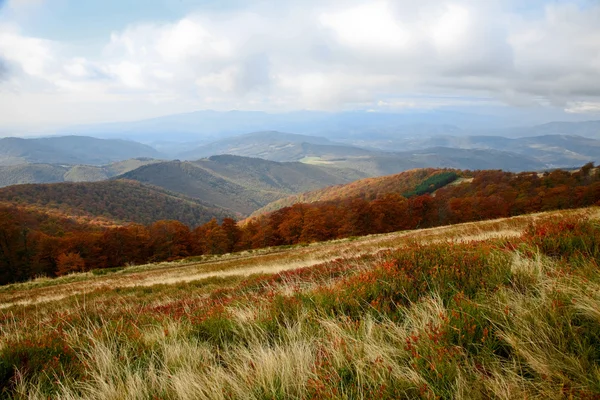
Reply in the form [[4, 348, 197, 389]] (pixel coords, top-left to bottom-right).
[[1, 0, 599, 131]]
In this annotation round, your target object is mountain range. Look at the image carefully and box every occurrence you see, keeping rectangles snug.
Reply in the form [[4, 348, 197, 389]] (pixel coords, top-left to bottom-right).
[[175, 131, 591, 174], [1, 118, 599, 220], [55, 110, 599, 144], [0, 136, 163, 166]]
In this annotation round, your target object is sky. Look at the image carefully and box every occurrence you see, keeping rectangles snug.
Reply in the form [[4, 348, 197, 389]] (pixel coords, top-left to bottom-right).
[[1, 0, 600, 132]]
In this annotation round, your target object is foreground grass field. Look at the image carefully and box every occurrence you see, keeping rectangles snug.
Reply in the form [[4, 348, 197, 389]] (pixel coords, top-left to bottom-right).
[[1, 207, 600, 399]]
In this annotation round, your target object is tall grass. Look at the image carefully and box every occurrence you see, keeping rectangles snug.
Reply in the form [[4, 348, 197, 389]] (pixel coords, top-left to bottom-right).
[[1, 212, 600, 399]]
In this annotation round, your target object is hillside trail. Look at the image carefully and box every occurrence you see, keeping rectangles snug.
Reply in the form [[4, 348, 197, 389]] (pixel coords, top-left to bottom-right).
[[1, 208, 596, 309]]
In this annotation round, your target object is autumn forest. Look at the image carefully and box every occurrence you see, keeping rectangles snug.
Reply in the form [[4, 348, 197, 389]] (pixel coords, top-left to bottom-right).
[[1, 164, 599, 285]]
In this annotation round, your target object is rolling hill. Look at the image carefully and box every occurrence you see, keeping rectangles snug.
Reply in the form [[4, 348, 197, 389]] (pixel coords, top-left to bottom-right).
[[119, 155, 366, 215], [0, 158, 160, 188], [0, 136, 163, 166], [0, 180, 231, 227], [176, 131, 547, 175]]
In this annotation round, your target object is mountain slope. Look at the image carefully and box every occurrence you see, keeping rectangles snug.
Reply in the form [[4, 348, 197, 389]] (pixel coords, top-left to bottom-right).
[[251, 168, 459, 216], [0, 136, 163, 166], [0, 180, 231, 227], [119, 155, 366, 215]]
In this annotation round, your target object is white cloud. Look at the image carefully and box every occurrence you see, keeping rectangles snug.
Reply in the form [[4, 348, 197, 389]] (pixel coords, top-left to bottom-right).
[[565, 101, 600, 114], [320, 2, 411, 51], [108, 61, 144, 88], [430, 5, 470, 50], [1, 0, 600, 129], [0, 26, 54, 77]]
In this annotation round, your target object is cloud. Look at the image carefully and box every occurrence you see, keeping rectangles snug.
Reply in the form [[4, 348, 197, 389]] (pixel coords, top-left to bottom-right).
[[5, 0, 44, 8], [0, 57, 8, 81], [1, 0, 600, 129], [0, 25, 57, 80], [565, 101, 600, 114]]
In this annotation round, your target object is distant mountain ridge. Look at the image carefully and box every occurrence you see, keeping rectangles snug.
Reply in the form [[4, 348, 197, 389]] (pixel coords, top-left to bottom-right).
[[0, 136, 163, 166], [176, 130, 547, 173], [374, 134, 600, 168], [57, 109, 599, 143], [178, 130, 369, 162]]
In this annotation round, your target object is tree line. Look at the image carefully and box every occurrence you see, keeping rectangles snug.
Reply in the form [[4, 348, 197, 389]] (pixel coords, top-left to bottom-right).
[[1, 165, 599, 284]]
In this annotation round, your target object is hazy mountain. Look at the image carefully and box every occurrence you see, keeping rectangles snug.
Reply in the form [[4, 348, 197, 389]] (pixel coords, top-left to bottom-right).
[[503, 120, 600, 139], [57, 110, 504, 143], [0, 136, 163, 166], [55, 109, 595, 143], [119, 155, 366, 215], [179, 131, 372, 162], [173, 131, 551, 177], [300, 147, 546, 177], [371, 134, 599, 168], [0, 158, 159, 188]]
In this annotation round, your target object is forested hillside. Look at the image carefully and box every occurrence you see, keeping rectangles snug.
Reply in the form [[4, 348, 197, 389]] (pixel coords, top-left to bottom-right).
[[0, 164, 599, 285], [252, 169, 459, 215], [0, 180, 231, 227]]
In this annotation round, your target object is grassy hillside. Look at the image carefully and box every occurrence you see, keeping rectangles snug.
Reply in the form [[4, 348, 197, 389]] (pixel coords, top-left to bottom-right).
[[1, 207, 599, 398], [252, 168, 459, 216], [0, 180, 231, 227], [120, 156, 365, 215]]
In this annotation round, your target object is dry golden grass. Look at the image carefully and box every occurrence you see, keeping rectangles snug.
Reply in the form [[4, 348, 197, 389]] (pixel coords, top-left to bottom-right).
[[0, 207, 595, 310]]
